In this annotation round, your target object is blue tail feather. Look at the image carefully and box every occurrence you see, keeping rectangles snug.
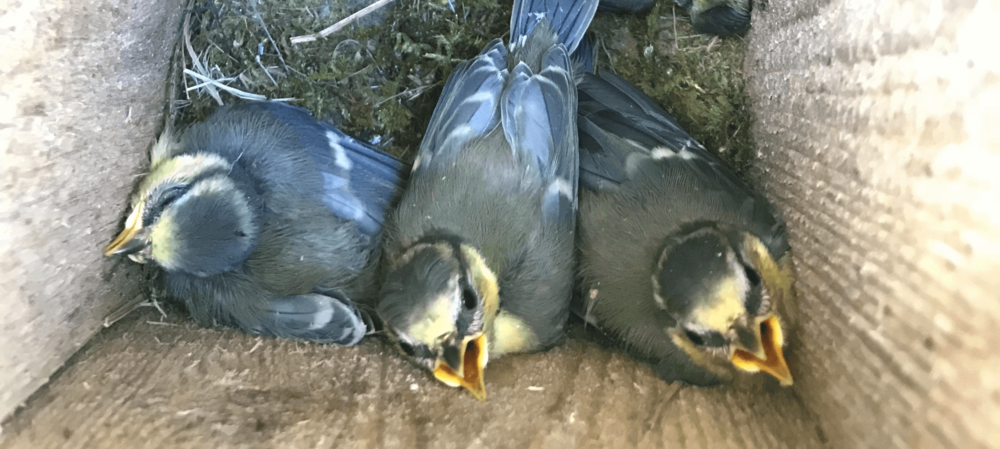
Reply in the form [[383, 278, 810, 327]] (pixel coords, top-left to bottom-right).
[[510, 0, 600, 53]]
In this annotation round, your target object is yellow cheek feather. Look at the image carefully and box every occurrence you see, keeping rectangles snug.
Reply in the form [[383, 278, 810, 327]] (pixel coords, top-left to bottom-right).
[[490, 311, 539, 356], [148, 213, 178, 270], [744, 235, 794, 305], [458, 246, 540, 356], [690, 277, 745, 334], [669, 329, 714, 368], [461, 246, 499, 320], [409, 292, 460, 345]]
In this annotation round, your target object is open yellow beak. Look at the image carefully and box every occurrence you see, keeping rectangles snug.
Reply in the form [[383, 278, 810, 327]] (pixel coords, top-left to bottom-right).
[[103, 206, 146, 257], [731, 316, 793, 386], [432, 334, 489, 402]]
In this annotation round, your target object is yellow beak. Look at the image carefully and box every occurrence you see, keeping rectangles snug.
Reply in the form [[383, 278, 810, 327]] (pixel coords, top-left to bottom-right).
[[731, 315, 793, 386], [103, 206, 145, 257], [432, 334, 489, 402]]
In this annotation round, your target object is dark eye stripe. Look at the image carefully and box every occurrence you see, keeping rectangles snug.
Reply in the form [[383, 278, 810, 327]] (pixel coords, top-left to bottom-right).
[[684, 330, 704, 346], [743, 265, 764, 315], [744, 265, 761, 287], [462, 287, 478, 310], [141, 163, 232, 227], [702, 331, 727, 347], [685, 329, 726, 348], [142, 184, 189, 226], [393, 331, 436, 361]]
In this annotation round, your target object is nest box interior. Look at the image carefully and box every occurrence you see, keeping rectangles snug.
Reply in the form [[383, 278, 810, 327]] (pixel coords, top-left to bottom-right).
[[1, 0, 997, 447]]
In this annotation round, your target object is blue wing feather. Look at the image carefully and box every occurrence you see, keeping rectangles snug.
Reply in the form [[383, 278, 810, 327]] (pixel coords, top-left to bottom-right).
[[244, 101, 407, 236], [241, 292, 369, 346], [325, 127, 407, 235], [502, 64, 550, 172], [571, 33, 597, 74], [501, 45, 578, 225], [415, 40, 507, 173], [511, 0, 599, 54], [577, 71, 744, 194], [577, 114, 628, 190], [410, 0, 595, 224]]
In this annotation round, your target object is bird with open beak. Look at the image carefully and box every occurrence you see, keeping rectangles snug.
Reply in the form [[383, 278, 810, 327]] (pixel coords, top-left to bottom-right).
[[573, 67, 795, 386], [104, 101, 406, 345], [376, 0, 599, 401]]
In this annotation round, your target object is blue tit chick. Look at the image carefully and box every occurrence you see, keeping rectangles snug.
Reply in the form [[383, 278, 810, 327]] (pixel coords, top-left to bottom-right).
[[104, 101, 406, 346], [376, 0, 599, 401], [574, 70, 794, 387], [598, 0, 750, 36]]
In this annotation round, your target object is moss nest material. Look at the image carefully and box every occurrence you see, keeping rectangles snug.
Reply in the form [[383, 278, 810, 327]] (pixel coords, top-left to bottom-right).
[[178, 0, 752, 171], [588, 2, 754, 173], [180, 0, 511, 158]]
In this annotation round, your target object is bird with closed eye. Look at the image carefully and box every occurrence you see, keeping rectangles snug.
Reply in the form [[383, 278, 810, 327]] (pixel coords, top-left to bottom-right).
[[104, 101, 406, 345]]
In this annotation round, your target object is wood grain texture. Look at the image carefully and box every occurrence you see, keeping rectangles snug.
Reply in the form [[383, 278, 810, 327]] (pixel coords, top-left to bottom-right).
[[0, 0, 184, 422], [744, 0, 1000, 448], [0, 309, 824, 448]]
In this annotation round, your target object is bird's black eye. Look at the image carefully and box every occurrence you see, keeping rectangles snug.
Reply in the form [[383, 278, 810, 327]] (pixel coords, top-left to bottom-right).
[[685, 330, 705, 346], [684, 329, 726, 347], [744, 265, 761, 287], [743, 265, 764, 314], [462, 288, 478, 310], [398, 341, 416, 357]]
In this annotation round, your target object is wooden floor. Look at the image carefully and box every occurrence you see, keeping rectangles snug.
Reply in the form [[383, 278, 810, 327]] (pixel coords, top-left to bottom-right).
[[0, 308, 826, 449]]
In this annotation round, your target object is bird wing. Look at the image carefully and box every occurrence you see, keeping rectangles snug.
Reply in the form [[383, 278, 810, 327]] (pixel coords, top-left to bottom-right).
[[502, 45, 579, 225], [577, 71, 743, 194], [233, 292, 371, 346], [570, 33, 597, 74], [413, 39, 507, 175], [247, 102, 408, 237], [577, 72, 790, 256]]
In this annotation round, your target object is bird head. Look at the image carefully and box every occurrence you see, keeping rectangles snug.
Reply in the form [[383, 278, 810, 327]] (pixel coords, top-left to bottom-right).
[[655, 224, 794, 386], [377, 236, 500, 401], [104, 148, 257, 277]]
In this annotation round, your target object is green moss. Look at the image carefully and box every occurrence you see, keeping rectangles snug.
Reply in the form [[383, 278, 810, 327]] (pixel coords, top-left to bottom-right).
[[179, 0, 752, 172], [588, 3, 755, 174], [181, 0, 509, 160]]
